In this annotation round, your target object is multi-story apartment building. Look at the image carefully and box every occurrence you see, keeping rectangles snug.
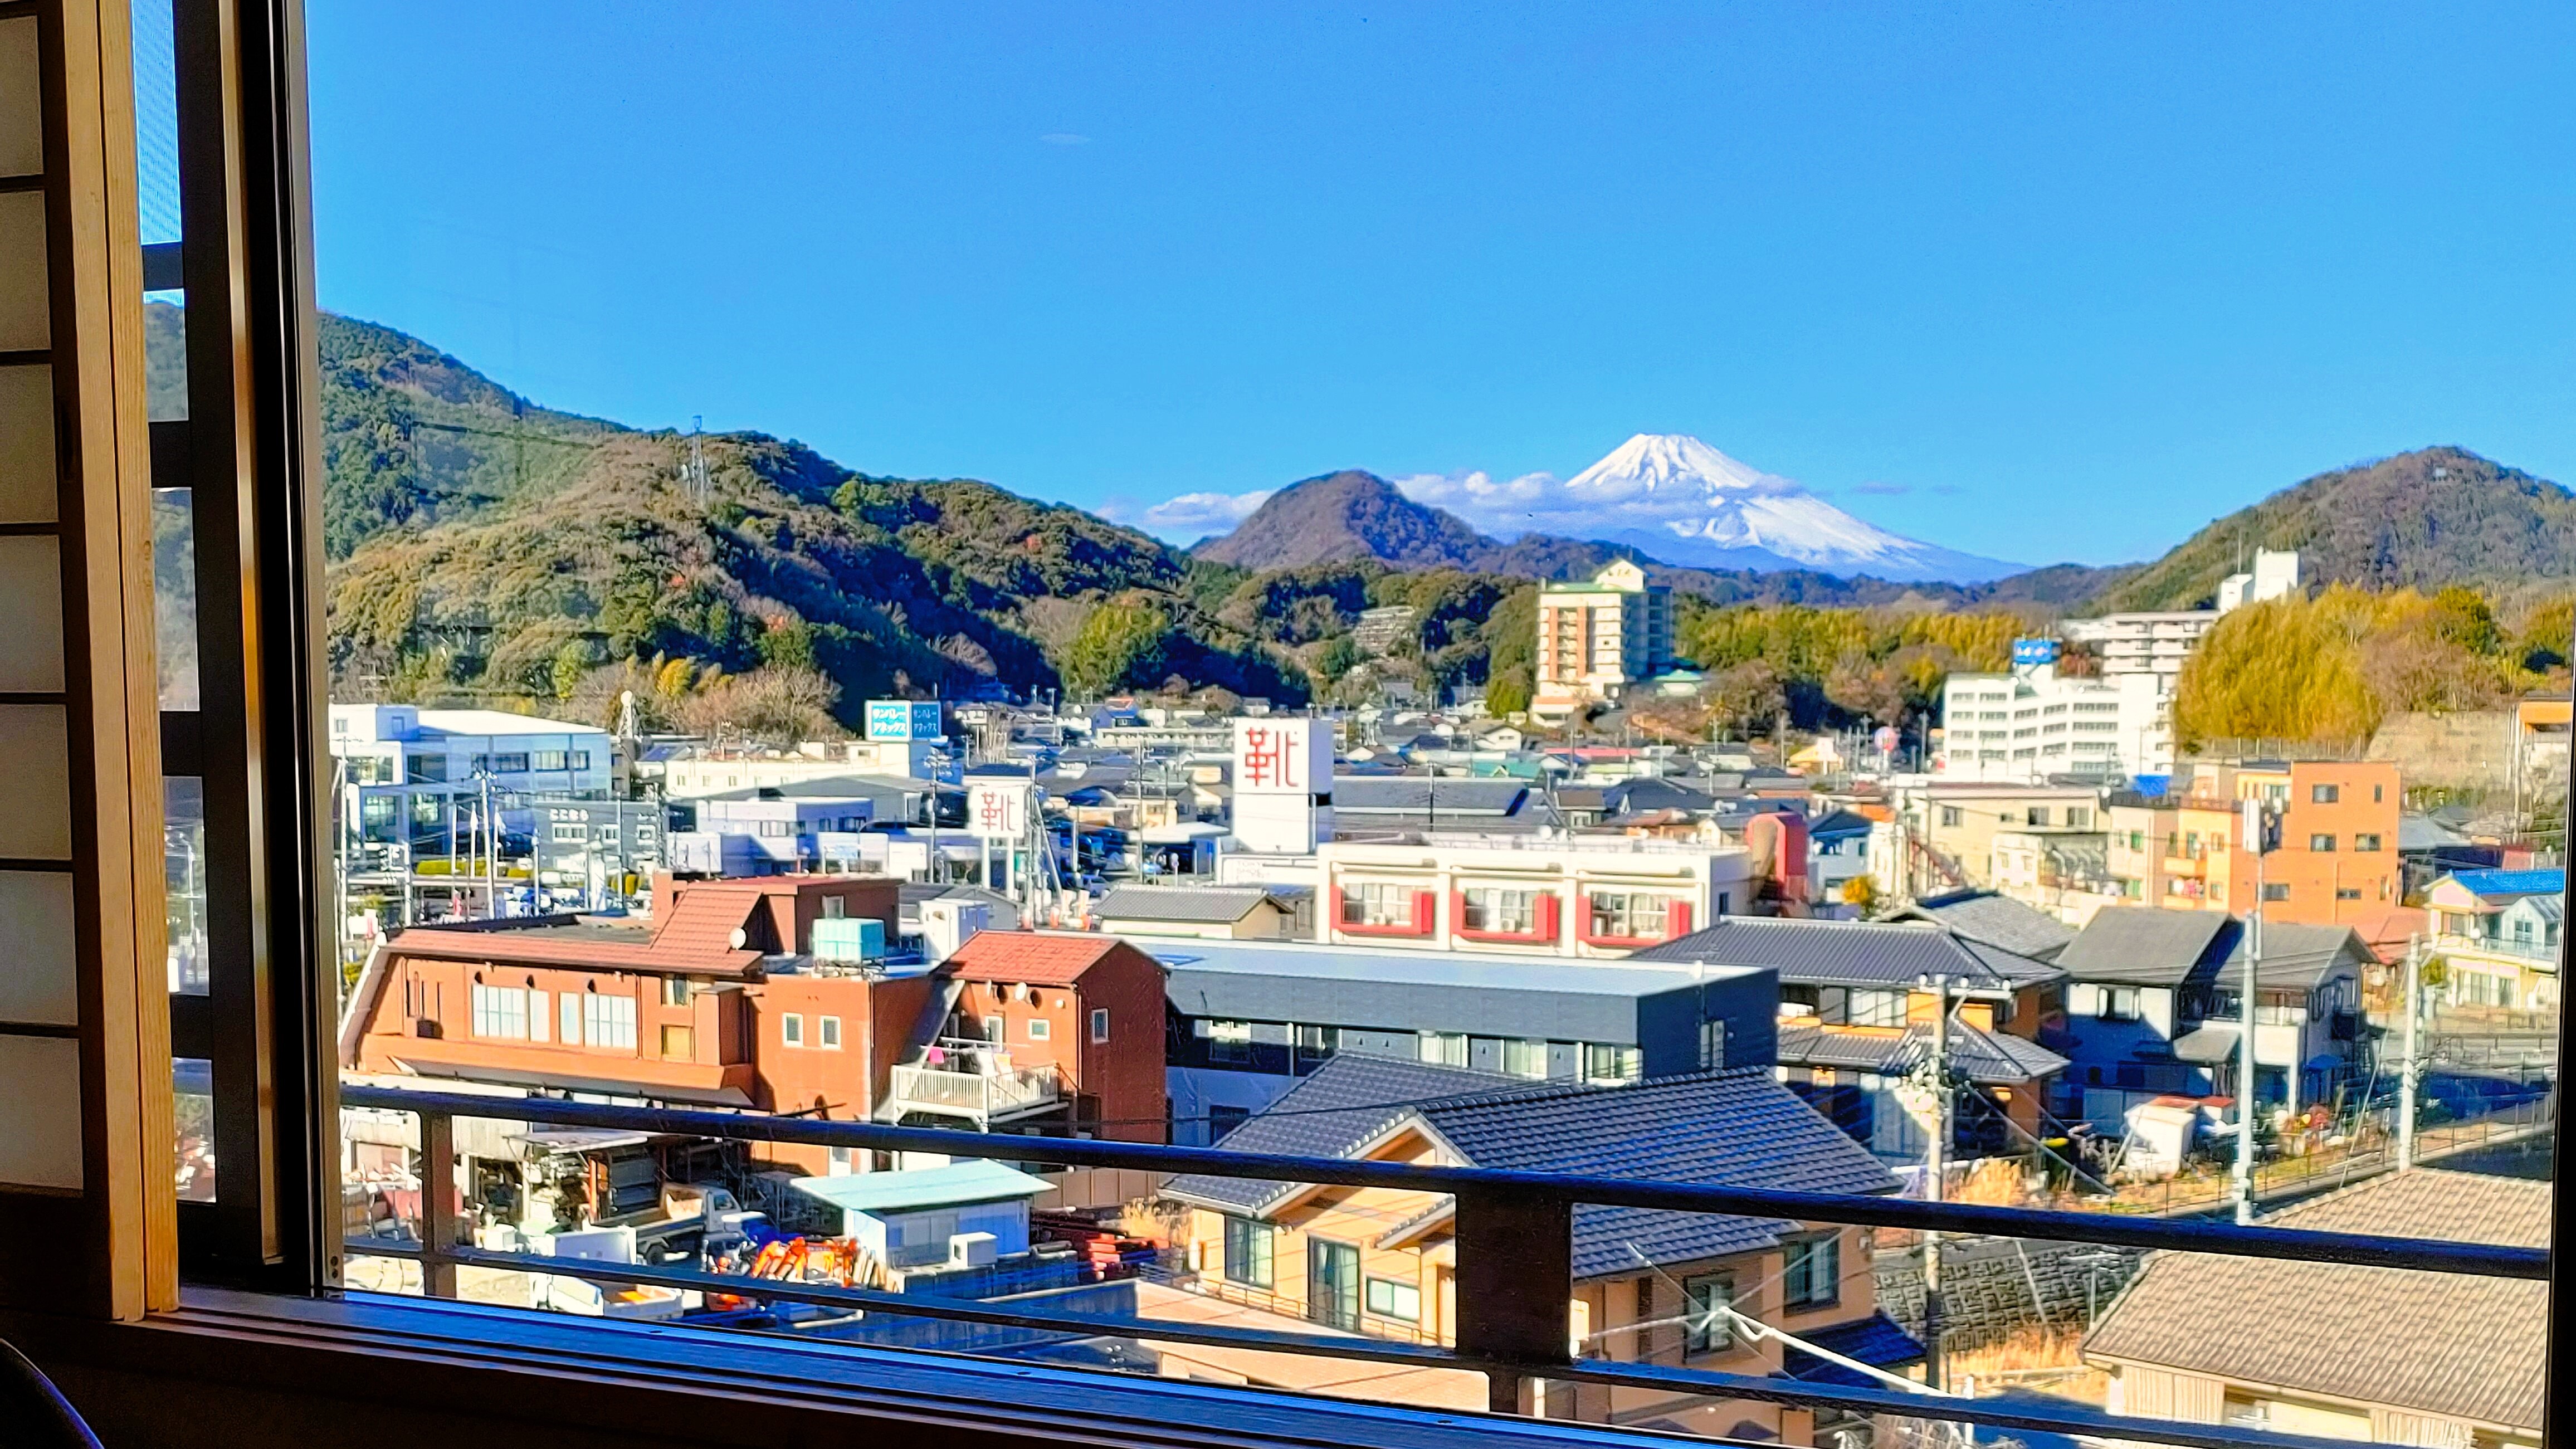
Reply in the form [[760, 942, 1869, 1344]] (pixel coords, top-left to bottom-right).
[[1531, 560, 1674, 716], [1875, 780, 2106, 897], [1153, 939, 1776, 1145], [341, 882, 1164, 1179], [329, 704, 613, 860], [2105, 760, 2402, 925], [1162, 1057, 1909, 1442], [1934, 646, 2168, 782], [1313, 836, 1760, 957]]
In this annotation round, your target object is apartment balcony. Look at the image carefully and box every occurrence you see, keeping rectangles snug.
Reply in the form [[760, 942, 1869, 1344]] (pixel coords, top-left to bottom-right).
[[2436, 932, 2560, 963], [886, 1060, 1063, 1125]]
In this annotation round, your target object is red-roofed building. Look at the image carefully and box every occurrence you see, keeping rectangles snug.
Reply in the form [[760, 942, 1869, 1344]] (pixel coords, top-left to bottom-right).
[[886, 931, 1168, 1146]]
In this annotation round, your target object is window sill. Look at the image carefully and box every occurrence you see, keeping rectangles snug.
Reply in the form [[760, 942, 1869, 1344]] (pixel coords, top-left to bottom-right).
[[7, 1287, 1677, 1449]]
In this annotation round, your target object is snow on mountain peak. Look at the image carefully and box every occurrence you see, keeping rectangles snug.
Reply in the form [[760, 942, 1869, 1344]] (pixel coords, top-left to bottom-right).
[[1564, 433, 1790, 499]]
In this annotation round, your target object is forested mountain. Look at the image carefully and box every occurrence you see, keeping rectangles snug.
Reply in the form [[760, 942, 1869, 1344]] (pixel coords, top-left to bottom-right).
[[149, 300, 2568, 732], [2100, 447, 2576, 612]]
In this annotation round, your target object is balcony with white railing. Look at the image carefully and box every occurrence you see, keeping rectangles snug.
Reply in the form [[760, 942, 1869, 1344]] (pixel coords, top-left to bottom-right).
[[2437, 931, 2561, 962], [887, 1058, 1063, 1125]]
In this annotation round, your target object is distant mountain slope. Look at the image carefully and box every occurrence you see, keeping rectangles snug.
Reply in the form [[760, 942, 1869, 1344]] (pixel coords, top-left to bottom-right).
[[1546, 434, 2029, 584], [1193, 470, 1493, 570], [2099, 447, 2576, 611]]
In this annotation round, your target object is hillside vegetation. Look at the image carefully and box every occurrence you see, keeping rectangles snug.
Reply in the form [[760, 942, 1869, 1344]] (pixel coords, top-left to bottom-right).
[[2101, 447, 2576, 613]]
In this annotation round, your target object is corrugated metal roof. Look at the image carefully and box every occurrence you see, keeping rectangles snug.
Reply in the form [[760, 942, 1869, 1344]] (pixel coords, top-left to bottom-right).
[[790, 1160, 1052, 1214], [1632, 918, 2062, 993], [1165, 1055, 1897, 1279], [2082, 1169, 2548, 1431], [2444, 867, 2565, 899]]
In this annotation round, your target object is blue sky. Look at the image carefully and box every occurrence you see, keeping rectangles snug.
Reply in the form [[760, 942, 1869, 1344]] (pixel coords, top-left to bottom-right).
[[304, 2, 2576, 567]]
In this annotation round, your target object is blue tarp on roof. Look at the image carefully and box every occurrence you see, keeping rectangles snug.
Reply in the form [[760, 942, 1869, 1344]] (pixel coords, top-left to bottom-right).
[[2446, 868, 2565, 900]]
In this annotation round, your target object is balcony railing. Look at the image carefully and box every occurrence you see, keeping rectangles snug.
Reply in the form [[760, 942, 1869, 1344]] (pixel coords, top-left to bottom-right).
[[2437, 931, 2560, 962], [341, 1085, 2543, 1449], [887, 1061, 1062, 1121]]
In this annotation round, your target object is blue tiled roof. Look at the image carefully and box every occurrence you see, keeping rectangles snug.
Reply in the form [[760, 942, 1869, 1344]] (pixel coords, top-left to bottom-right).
[[1778, 1310, 1925, 1386], [2446, 868, 2565, 900], [1165, 1055, 1897, 1279]]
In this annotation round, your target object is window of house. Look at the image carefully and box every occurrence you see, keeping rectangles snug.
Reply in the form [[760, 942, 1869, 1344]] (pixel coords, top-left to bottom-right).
[[2101, 987, 2141, 1022], [1295, 1024, 1338, 1071], [662, 977, 693, 1007], [1939, 806, 1963, 828], [2311, 783, 2339, 803], [2353, 833, 2382, 852], [1682, 1272, 1736, 1354], [781, 1012, 805, 1047], [1207, 1020, 1252, 1063], [2264, 882, 2292, 901], [1783, 1235, 1840, 1309], [583, 993, 638, 1050], [1027, 1017, 1051, 1041], [819, 1016, 842, 1048], [2066, 806, 2091, 828], [2309, 833, 2336, 852], [1588, 891, 1668, 940], [1583, 1043, 1641, 1082], [469, 983, 528, 1039], [1500, 1038, 1548, 1079], [532, 750, 568, 772], [1222, 1217, 1274, 1289], [549, 822, 584, 843], [407, 753, 447, 784], [1366, 1277, 1422, 1323], [1090, 1007, 1111, 1043], [1342, 882, 1415, 926], [2028, 807, 2050, 826], [2336, 887, 2362, 900], [1847, 989, 1909, 1027], [560, 993, 584, 1045], [821, 894, 846, 918], [1462, 887, 1540, 933], [660, 1024, 694, 1059], [1419, 1031, 1467, 1067]]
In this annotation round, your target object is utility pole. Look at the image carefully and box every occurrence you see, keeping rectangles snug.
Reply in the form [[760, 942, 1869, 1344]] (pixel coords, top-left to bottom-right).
[[2398, 933, 2424, 1170], [2234, 797, 2276, 1226], [1921, 973, 1951, 1392], [482, 770, 500, 921]]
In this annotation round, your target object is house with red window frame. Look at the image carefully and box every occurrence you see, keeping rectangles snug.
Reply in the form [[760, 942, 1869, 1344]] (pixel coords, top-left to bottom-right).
[[1312, 837, 1765, 958]]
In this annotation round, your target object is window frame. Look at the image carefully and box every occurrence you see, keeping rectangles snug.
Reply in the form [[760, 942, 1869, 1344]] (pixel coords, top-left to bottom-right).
[[1222, 1216, 1275, 1289]]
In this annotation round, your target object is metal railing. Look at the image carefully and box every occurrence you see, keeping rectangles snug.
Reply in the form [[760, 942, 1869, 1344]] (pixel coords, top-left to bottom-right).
[[886, 1061, 1062, 1120], [339, 1085, 2548, 1449]]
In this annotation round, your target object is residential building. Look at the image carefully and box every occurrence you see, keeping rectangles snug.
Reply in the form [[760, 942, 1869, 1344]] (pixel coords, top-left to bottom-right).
[[2423, 867, 2565, 1008], [894, 931, 1168, 1149], [328, 704, 612, 860], [2109, 760, 2402, 924], [2050, 907, 2371, 1128], [1933, 648, 2168, 782], [661, 739, 949, 798], [1988, 828, 2121, 925], [1154, 939, 1777, 1145], [1634, 918, 2068, 1160], [1876, 780, 2106, 897], [529, 796, 665, 906], [2046, 550, 2299, 782], [2104, 789, 2245, 910], [1884, 889, 2076, 963], [1531, 560, 1675, 716], [1093, 884, 1297, 941], [1314, 836, 1760, 957], [2086, 1169, 2544, 1445], [1161, 1057, 1911, 1442], [2057, 611, 2223, 686]]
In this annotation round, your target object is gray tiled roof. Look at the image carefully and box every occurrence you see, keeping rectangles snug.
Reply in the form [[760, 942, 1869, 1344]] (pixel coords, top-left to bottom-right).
[[2211, 921, 2373, 991], [1332, 777, 1533, 817], [1632, 917, 2062, 994], [1896, 891, 2078, 960], [2082, 1169, 2549, 1431], [1775, 1019, 2069, 1086], [1165, 1055, 1896, 1279], [2052, 908, 2234, 985], [1095, 884, 1277, 925]]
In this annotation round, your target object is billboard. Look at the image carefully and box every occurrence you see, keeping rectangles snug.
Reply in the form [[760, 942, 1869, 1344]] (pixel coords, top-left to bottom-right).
[[1232, 718, 1332, 798], [2011, 638, 2061, 667], [966, 781, 1036, 840], [865, 700, 945, 741]]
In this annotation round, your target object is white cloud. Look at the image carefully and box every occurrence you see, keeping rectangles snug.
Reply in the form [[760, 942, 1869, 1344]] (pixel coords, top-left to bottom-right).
[[1390, 469, 1562, 535], [1106, 489, 1275, 541]]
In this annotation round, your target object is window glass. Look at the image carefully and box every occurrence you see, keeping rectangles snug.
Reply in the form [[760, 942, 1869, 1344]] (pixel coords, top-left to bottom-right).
[[1682, 1272, 1734, 1354], [164, 776, 209, 995], [819, 1015, 841, 1048], [1222, 1217, 1273, 1289], [173, 1056, 213, 1203], [152, 489, 198, 709]]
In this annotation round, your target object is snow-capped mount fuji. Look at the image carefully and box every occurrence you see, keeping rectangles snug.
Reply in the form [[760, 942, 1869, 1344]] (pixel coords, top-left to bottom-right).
[[1549, 434, 2026, 584]]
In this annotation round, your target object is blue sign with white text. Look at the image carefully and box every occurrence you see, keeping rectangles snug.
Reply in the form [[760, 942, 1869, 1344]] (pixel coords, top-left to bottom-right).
[[2011, 638, 2061, 667], [865, 700, 944, 741]]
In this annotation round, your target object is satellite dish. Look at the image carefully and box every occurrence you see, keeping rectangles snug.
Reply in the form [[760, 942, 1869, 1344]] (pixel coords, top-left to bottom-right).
[[729, 927, 748, 949]]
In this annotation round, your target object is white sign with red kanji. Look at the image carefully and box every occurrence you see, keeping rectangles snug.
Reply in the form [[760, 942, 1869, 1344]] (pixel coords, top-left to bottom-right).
[[1233, 718, 1331, 798], [967, 782, 1035, 839]]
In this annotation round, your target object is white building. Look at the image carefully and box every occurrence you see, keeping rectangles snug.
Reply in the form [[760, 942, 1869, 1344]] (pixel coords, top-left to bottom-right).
[[1934, 650, 2168, 783], [2042, 549, 2302, 782], [1531, 560, 1674, 717], [661, 738, 945, 797], [1311, 836, 1755, 958], [328, 705, 612, 857]]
